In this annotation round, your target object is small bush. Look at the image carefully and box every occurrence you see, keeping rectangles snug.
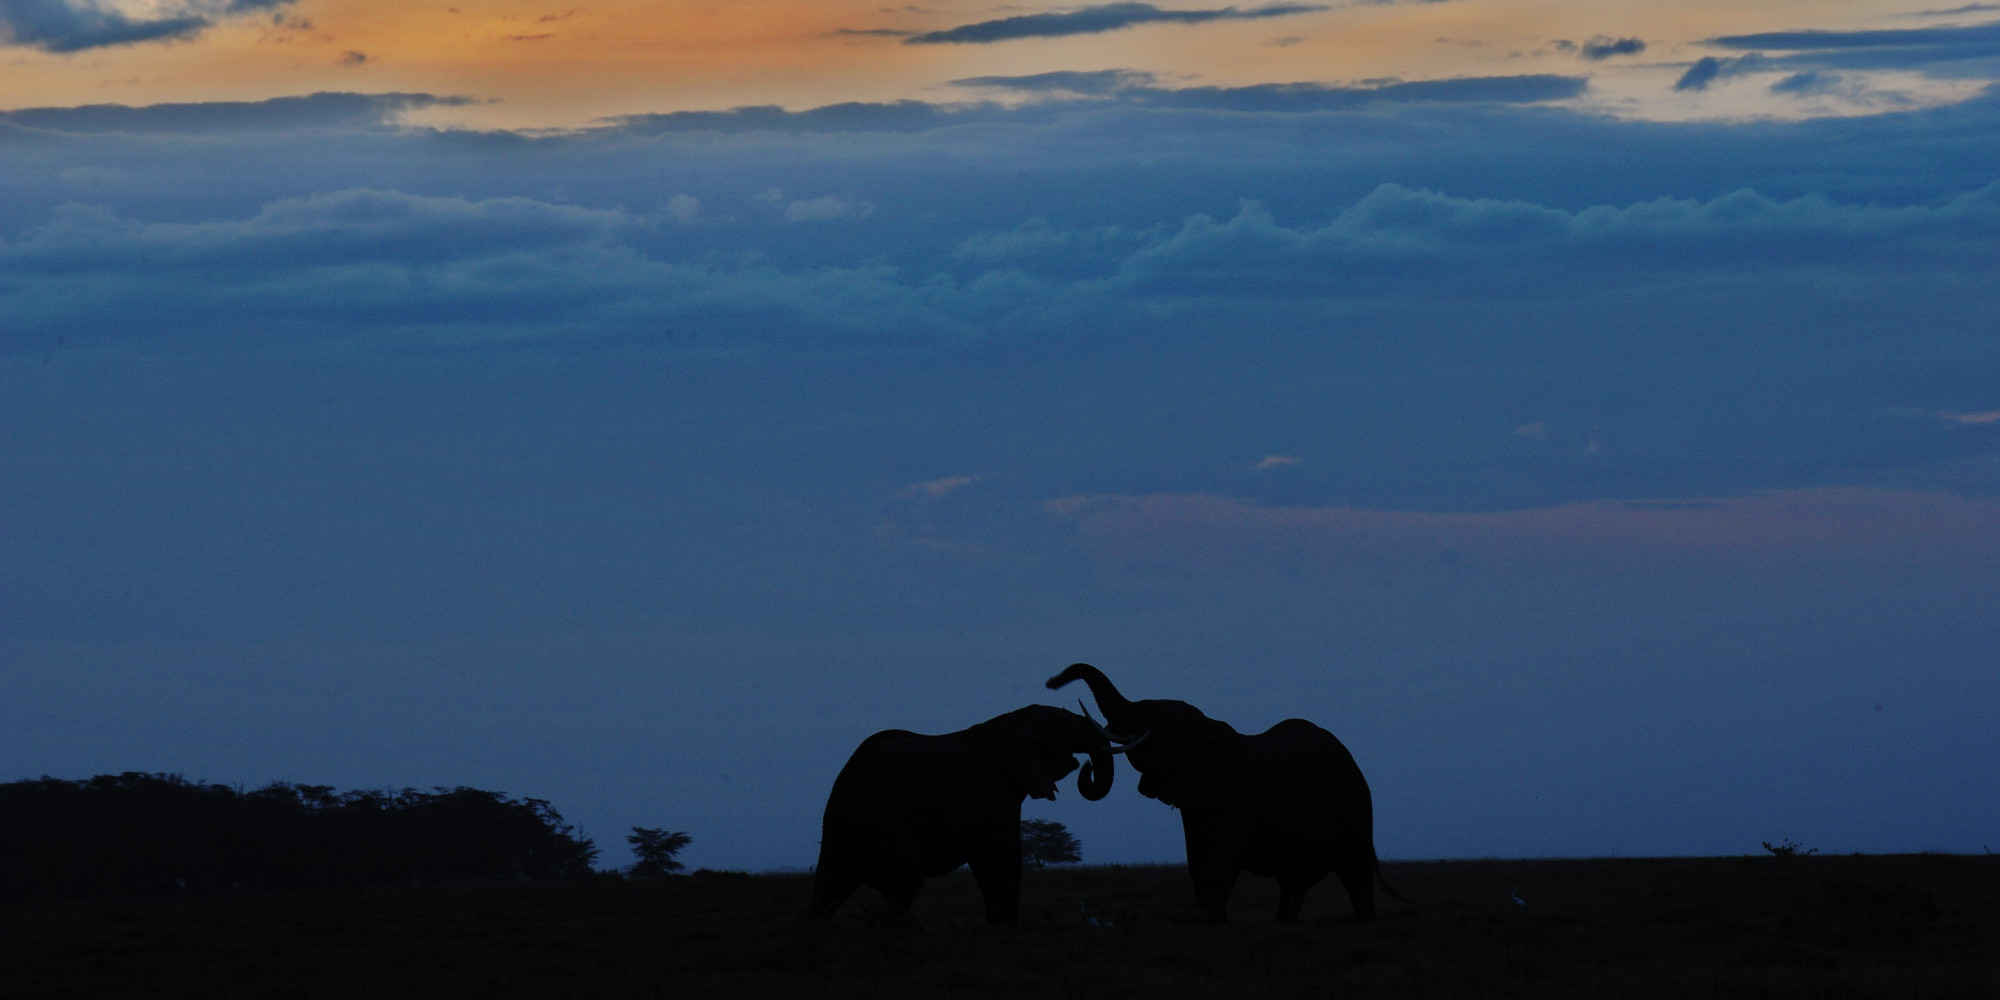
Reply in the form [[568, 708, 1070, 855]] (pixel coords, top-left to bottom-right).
[[627, 827, 692, 878], [1021, 819, 1082, 867], [1762, 839, 1817, 859]]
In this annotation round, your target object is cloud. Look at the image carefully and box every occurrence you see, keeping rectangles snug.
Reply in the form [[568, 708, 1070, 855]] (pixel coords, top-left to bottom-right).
[[1938, 409, 2000, 424], [1703, 19, 2000, 75], [944, 72, 1586, 109], [665, 194, 700, 224], [0, 92, 467, 134], [600, 75, 1584, 139], [0, 189, 970, 350], [1580, 35, 1646, 61], [602, 100, 981, 136], [1253, 455, 1300, 470], [1106, 181, 2000, 300], [1904, 4, 2000, 16], [5, 87, 2000, 479], [783, 193, 876, 222], [906, 2, 1328, 45], [1672, 53, 1780, 91], [1045, 489, 2000, 588], [1770, 70, 1844, 95], [0, 0, 298, 53], [953, 217, 1073, 260], [951, 69, 1162, 95], [1554, 35, 1647, 60], [908, 475, 978, 498], [1125, 74, 1587, 109], [1674, 57, 1724, 92]]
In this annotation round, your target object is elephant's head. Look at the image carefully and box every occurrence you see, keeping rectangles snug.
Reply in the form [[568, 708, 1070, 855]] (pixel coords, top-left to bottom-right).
[[1006, 705, 1124, 802], [1046, 663, 1237, 811]]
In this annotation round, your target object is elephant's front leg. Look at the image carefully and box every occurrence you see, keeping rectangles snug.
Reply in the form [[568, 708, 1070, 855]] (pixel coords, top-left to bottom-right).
[[1181, 812, 1240, 922], [967, 826, 1024, 923]]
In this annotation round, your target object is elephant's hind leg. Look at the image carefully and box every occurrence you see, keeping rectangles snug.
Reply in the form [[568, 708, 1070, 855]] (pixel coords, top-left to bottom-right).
[[1276, 873, 1324, 922], [877, 872, 924, 913], [812, 866, 863, 918], [1336, 862, 1376, 921]]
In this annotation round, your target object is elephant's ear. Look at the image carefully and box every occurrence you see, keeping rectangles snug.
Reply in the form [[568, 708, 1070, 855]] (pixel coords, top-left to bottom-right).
[[1008, 728, 1062, 801]]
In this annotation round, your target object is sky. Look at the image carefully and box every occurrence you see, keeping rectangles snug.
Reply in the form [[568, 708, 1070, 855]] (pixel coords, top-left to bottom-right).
[[3, 0, 1999, 873]]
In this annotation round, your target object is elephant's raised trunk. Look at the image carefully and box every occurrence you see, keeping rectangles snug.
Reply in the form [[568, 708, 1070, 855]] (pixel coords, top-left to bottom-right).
[[1077, 751, 1114, 801], [1047, 663, 1136, 732]]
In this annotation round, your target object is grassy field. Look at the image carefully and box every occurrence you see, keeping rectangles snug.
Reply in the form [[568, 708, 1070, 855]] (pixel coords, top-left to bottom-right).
[[3, 854, 1994, 998]]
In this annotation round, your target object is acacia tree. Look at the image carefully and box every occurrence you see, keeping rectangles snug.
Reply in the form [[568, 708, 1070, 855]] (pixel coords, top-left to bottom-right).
[[627, 827, 692, 878], [1020, 819, 1082, 868]]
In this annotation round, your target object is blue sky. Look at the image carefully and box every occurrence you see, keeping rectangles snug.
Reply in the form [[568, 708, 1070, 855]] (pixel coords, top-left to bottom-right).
[[4, 2, 1999, 871]]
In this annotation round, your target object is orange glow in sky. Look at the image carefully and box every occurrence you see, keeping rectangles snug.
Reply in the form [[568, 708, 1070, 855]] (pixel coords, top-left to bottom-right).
[[1, 1, 1989, 127]]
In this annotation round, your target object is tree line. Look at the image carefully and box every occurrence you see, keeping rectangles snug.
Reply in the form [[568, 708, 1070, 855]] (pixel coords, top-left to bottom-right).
[[0, 772, 599, 901], [1, 772, 1087, 902]]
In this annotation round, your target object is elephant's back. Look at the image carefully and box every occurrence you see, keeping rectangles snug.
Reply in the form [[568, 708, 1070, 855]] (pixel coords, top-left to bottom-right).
[[1263, 718, 1360, 762], [825, 729, 989, 813], [1248, 719, 1372, 817]]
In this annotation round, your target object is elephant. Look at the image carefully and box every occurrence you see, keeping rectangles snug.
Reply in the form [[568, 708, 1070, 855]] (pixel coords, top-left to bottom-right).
[[812, 704, 1128, 923], [1048, 663, 1402, 923]]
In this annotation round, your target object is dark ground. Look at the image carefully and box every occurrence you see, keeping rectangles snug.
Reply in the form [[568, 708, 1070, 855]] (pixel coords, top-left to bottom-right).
[[2, 854, 1994, 998]]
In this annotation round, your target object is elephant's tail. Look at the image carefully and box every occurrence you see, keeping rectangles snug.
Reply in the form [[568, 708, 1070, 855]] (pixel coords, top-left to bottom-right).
[[1374, 851, 1410, 905]]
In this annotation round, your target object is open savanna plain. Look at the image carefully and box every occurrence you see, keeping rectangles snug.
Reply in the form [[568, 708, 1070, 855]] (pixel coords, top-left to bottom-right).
[[3, 854, 1994, 999]]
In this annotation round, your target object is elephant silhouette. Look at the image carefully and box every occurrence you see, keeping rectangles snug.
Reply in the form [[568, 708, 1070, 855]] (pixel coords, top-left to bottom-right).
[[1049, 663, 1404, 922], [813, 704, 1129, 922]]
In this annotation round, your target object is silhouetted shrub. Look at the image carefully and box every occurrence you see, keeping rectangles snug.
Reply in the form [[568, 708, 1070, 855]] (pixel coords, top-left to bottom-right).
[[1762, 839, 1818, 859], [1021, 819, 1082, 867], [627, 827, 691, 878], [0, 773, 598, 901]]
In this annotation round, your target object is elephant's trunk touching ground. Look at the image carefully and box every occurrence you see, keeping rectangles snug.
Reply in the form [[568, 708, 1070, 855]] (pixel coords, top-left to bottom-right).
[[1047, 663, 1137, 733]]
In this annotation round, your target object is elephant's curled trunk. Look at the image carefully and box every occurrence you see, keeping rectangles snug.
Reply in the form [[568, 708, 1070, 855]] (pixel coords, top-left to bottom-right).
[[1077, 750, 1114, 801], [1047, 663, 1136, 732]]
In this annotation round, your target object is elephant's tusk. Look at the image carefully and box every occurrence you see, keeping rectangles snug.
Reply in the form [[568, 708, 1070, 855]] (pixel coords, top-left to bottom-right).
[[1105, 731, 1149, 754], [1078, 700, 1104, 729], [1078, 700, 1144, 746]]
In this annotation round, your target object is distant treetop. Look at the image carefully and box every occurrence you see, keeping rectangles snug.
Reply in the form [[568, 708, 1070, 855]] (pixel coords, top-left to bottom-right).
[[1022, 819, 1082, 868], [0, 772, 600, 901]]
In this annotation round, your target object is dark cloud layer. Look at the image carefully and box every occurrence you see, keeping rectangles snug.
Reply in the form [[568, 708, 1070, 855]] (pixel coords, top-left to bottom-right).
[[1580, 35, 1646, 60], [0, 92, 468, 134], [1705, 18, 2000, 74], [951, 69, 1163, 95], [1676, 20, 2000, 90], [600, 99, 988, 135], [0, 0, 295, 53], [1125, 74, 1587, 109], [608, 74, 1586, 135], [955, 70, 1590, 109], [1674, 57, 1726, 91], [905, 2, 1327, 45], [1553, 35, 1646, 60]]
